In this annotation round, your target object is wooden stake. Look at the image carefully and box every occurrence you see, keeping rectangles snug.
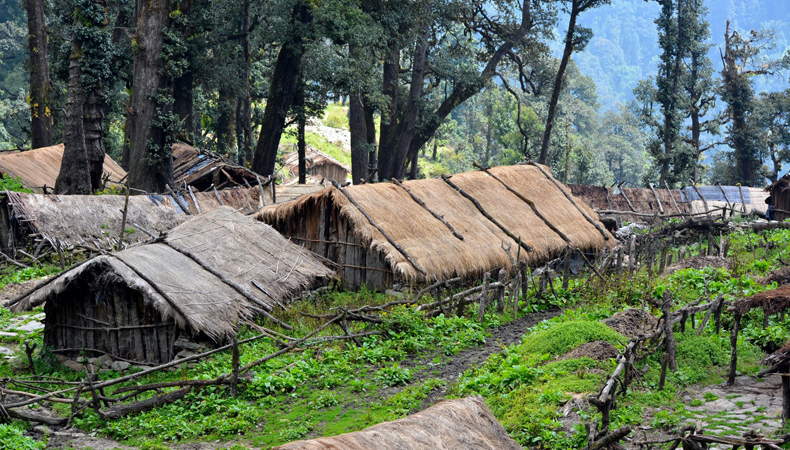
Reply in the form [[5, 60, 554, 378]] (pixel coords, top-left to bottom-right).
[[649, 183, 664, 214]]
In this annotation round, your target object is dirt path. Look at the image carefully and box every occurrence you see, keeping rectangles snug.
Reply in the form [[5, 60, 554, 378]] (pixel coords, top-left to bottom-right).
[[407, 308, 562, 409]]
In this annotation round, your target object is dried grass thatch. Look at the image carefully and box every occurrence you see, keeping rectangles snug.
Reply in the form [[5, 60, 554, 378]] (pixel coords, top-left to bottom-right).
[[259, 164, 613, 286], [13, 207, 334, 341], [273, 396, 522, 450], [0, 144, 125, 192], [281, 146, 350, 183], [0, 187, 262, 252], [732, 284, 790, 316], [172, 143, 260, 191]]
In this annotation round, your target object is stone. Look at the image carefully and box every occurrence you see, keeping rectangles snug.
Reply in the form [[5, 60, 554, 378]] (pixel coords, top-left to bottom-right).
[[175, 349, 199, 360], [0, 331, 18, 337], [62, 359, 85, 372], [14, 321, 44, 332], [98, 354, 113, 366], [33, 425, 51, 434], [0, 346, 13, 356], [174, 337, 203, 351], [88, 357, 98, 365], [30, 313, 45, 321], [111, 361, 130, 372]]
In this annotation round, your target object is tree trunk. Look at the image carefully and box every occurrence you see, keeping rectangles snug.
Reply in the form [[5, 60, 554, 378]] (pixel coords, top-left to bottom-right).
[[298, 110, 306, 184], [25, 0, 52, 149], [538, 1, 579, 165], [126, 0, 174, 193], [349, 92, 369, 184], [173, 72, 194, 139], [216, 86, 237, 157], [84, 87, 106, 190], [391, 23, 430, 180], [364, 100, 377, 174], [377, 41, 400, 181], [237, 0, 253, 165], [251, 1, 311, 176], [55, 38, 91, 195]]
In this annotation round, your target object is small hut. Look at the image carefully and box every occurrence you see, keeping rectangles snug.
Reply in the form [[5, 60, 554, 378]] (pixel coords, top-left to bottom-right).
[[0, 144, 125, 192], [0, 187, 262, 254], [274, 396, 523, 450], [282, 146, 350, 183], [172, 143, 261, 191], [11, 207, 334, 364], [767, 174, 790, 221], [681, 185, 768, 217], [258, 164, 613, 291]]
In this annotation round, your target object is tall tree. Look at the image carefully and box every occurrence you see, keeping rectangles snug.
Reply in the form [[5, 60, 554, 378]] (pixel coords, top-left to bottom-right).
[[25, 0, 52, 149], [250, 0, 312, 177], [538, 0, 609, 165], [55, 0, 112, 194], [755, 91, 790, 183], [681, 0, 718, 183], [125, 0, 187, 193], [718, 21, 786, 186]]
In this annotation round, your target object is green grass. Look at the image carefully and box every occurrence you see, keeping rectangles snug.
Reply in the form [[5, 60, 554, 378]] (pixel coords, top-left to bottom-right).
[[280, 131, 351, 168]]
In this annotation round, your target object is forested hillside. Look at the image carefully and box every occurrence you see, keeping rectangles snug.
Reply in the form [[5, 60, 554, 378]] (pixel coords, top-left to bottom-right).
[[0, 0, 789, 190], [576, 0, 790, 110]]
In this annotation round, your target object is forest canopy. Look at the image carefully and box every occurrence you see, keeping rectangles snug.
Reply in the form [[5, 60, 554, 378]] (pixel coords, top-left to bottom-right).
[[0, 0, 788, 191]]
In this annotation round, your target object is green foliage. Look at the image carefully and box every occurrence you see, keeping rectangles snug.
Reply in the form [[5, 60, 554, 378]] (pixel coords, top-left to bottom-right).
[[0, 174, 31, 193], [323, 105, 348, 130], [519, 320, 625, 357], [374, 363, 412, 387], [0, 422, 45, 450]]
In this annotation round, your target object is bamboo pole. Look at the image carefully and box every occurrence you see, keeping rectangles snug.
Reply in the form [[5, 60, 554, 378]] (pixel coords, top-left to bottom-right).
[[648, 183, 665, 214]]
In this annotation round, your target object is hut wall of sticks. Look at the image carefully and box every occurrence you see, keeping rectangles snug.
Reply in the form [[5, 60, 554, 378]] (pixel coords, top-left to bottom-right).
[[10, 207, 335, 364], [258, 163, 614, 291], [569, 184, 691, 222], [767, 174, 790, 221], [281, 146, 350, 184], [0, 144, 126, 193], [0, 187, 263, 256]]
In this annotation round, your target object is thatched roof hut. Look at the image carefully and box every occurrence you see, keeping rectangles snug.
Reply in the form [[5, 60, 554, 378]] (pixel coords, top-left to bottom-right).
[[11, 207, 334, 363], [282, 146, 350, 184], [767, 174, 790, 221], [258, 164, 613, 290], [274, 396, 523, 450], [0, 144, 125, 192], [172, 143, 261, 191], [0, 187, 262, 254]]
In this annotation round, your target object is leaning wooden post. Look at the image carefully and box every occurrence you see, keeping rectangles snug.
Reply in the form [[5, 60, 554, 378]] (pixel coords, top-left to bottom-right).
[[231, 336, 240, 397], [562, 252, 572, 290], [728, 312, 742, 385], [783, 362, 790, 423], [662, 290, 677, 371], [478, 272, 490, 323], [658, 243, 668, 274], [628, 235, 636, 274], [496, 269, 506, 314], [520, 261, 529, 313], [714, 299, 724, 335]]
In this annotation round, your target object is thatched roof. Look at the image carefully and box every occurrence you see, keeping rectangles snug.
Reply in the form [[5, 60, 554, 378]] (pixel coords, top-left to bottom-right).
[[259, 164, 613, 283], [12, 207, 334, 340], [3, 187, 262, 250], [0, 144, 125, 192], [731, 284, 790, 316], [172, 143, 261, 190], [274, 396, 522, 450]]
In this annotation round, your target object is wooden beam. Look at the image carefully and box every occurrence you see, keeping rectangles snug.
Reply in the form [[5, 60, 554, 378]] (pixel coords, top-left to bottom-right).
[[392, 179, 463, 240]]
